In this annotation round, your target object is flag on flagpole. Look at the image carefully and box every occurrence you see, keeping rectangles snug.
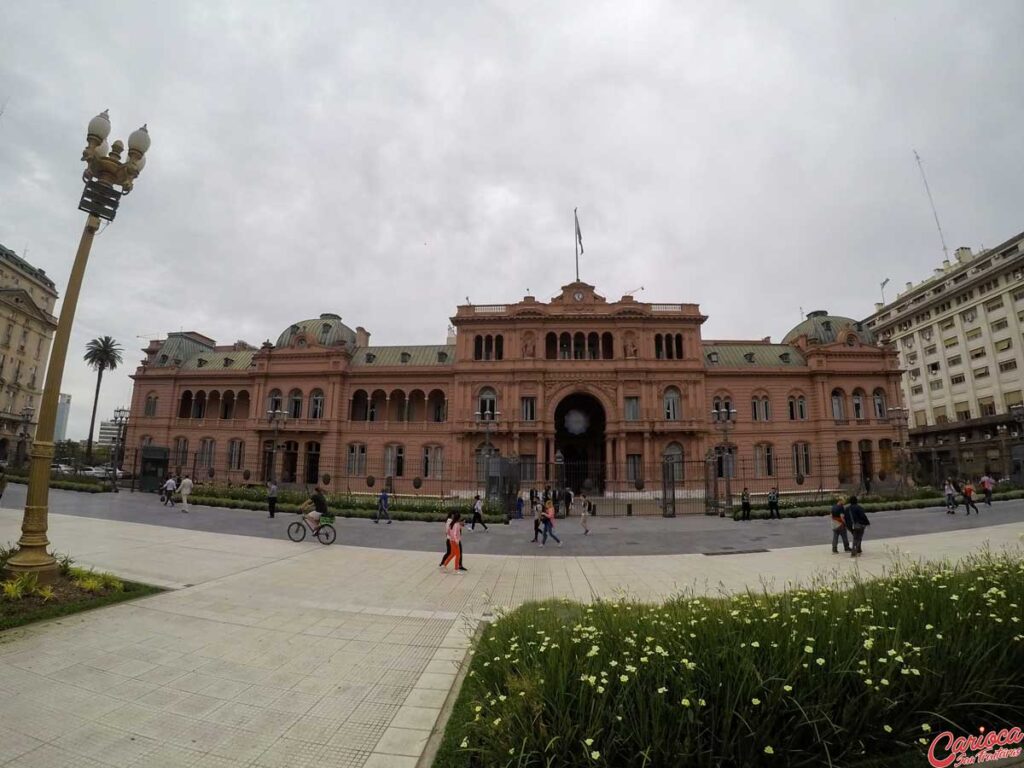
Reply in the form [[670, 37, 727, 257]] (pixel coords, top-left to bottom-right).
[[575, 208, 584, 255]]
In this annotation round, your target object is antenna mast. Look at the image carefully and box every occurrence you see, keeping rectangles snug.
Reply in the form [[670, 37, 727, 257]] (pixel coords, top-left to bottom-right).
[[913, 149, 949, 261]]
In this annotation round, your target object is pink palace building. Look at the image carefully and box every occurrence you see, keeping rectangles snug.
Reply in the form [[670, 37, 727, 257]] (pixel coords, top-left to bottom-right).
[[125, 282, 903, 509]]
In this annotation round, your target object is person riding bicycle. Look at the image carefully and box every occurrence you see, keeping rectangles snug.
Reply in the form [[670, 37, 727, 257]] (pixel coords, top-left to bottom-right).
[[300, 486, 329, 529]]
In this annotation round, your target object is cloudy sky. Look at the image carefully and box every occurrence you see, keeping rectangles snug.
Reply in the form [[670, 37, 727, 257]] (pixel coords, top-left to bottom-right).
[[1, 1, 1022, 441]]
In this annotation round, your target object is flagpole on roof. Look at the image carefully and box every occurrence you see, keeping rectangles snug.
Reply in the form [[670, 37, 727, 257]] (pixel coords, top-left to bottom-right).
[[574, 208, 583, 282]]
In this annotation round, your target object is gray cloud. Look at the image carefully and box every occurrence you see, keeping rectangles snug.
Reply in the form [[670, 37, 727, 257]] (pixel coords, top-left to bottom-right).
[[1, 0, 1021, 440]]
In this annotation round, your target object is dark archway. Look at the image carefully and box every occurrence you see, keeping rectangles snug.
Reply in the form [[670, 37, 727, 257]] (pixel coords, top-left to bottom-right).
[[554, 392, 607, 493]]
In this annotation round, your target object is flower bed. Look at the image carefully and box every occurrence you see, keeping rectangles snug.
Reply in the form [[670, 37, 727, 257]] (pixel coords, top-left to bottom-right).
[[435, 551, 1024, 767]]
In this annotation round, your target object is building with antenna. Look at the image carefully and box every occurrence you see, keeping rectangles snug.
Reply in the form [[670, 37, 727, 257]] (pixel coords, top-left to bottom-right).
[[125, 282, 901, 509], [863, 229, 1024, 483]]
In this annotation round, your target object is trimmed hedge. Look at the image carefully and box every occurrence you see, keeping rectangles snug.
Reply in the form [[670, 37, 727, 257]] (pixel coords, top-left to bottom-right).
[[731, 489, 1024, 521], [7, 477, 110, 493]]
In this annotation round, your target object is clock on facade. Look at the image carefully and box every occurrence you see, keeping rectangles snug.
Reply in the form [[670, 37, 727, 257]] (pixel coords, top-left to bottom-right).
[[573, 290, 584, 302], [564, 409, 589, 435]]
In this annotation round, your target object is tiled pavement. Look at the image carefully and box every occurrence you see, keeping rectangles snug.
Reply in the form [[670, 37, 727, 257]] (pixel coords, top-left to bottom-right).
[[1, 508, 1022, 767]]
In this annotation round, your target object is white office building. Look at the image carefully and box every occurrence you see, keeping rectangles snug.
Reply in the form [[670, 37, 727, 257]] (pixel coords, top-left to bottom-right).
[[55, 393, 71, 442]]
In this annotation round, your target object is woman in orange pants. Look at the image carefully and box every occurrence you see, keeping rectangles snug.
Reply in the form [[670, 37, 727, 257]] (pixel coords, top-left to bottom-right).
[[441, 511, 467, 572]]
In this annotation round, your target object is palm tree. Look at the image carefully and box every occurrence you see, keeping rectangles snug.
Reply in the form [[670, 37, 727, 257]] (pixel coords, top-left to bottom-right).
[[84, 336, 123, 463]]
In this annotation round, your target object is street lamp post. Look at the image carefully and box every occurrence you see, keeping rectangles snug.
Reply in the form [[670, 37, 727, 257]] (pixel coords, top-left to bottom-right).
[[887, 406, 910, 495], [710, 405, 737, 517], [15, 406, 35, 470], [267, 408, 287, 483], [474, 409, 500, 499], [5, 111, 150, 582], [111, 407, 129, 493]]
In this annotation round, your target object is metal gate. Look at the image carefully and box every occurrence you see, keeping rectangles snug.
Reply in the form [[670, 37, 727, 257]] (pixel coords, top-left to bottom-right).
[[661, 457, 677, 517]]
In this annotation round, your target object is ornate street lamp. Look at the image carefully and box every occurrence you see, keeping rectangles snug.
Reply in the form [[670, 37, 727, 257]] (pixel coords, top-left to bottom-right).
[[711, 404, 737, 517], [5, 111, 150, 581], [110, 407, 130, 493], [15, 406, 35, 470], [474, 409, 501, 499], [267, 408, 288, 483]]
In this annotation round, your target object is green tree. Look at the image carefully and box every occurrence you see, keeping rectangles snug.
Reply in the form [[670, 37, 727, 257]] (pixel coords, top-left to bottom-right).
[[83, 336, 123, 463]]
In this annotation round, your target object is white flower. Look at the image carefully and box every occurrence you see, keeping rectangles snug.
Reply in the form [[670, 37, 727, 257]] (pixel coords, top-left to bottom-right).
[[657, 687, 667, 694], [783, 685, 793, 692], [619, 675, 629, 683], [585, 738, 594, 746], [752, 698, 761, 706], [764, 746, 775, 755], [591, 751, 601, 760], [816, 658, 826, 666], [884, 725, 893, 733], [681, 698, 691, 707], [804, 645, 814, 654], [921, 724, 932, 733]]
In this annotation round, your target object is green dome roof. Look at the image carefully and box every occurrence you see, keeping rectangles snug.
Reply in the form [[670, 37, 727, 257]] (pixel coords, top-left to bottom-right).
[[276, 314, 356, 348], [782, 310, 875, 345]]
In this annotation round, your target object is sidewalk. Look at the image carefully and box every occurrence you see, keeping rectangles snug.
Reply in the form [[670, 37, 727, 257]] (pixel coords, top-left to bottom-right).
[[1, 508, 1022, 768]]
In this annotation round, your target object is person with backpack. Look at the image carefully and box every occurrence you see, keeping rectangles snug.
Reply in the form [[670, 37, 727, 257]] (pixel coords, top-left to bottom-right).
[[830, 497, 852, 553], [843, 495, 870, 557], [962, 479, 980, 515], [980, 473, 995, 506], [375, 488, 392, 524]]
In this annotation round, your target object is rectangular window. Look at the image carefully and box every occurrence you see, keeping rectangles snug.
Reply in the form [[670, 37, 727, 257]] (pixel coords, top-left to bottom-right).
[[933, 406, 948, 424], [973, 366, 990, 379], [754, 445, 774, 477], [928, 361, 940, 374], [999, 359, 1018, 373], [995, 338, 1013, 352], [979, 399, 996, 417], [906, 352, 918, 364], [227, 440, 244, 470], [384, 445, 405, 477], [422, 446, 444, 478], [950, 374, 966, 385], [626, 454, 643, 482], [966, 328, 982, 340], [913, 409, 928, 428], [173, 437, 188, 465], [624, 397, 640, 421], [198, 439, 215, 468], [924, 344, 937, 356], [929, 380, 943, 391], [347, 444, 366, 475], [1013, 288, 1024, 302], [991, 319, 1009, 332], [939, 318, 955, 330], [943, 336, 958, 348], [519, 455, 537, 482], [954, 403, 971, 421], [520, 396, 536, 421], [970, 347, 986, 360], [911, 385, 923, 395], [985, 297, 1004, 311], [947, 355, 962, 367]]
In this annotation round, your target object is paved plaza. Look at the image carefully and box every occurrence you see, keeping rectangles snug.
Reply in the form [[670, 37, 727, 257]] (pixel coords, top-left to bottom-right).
[[0, 498, 1022, 767]]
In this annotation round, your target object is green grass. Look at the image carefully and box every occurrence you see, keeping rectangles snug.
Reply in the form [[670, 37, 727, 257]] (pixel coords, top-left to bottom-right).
[[0, 578, 162, 632], [435, 549, 1024, 767]]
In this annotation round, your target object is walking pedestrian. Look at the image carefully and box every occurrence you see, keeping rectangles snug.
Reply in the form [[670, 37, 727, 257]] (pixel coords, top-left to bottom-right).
[[375, 488, 392, 524], [539, 500, 561, 547], [844, 495, 870, 557], [944, 478, 957, 514], [980, 472, 995, 506], [0, 468, 7, 503], [515, 493, 525, 520], [962, 479, 980, 515], [552, 487, 562, 516], [439, 509, 454, 567], [179, 475, 193, 513], [767, 486, 781, 520], [440, 511, 466, 572], [830, 497, 851, 553], [579, 492, 590, 535], [267, 479, 278, 518], [470, 494, 488, 531], [161, 475, 177, 507], [530, 495, 542, 543], [563, 487, 574, 518], [740, 487, 752, 521]]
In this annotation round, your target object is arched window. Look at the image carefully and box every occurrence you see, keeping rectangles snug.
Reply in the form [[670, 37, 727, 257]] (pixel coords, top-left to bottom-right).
[[227, 439, 245, 470], [495, 335, 504, 361], [144, 393, 158, 417], [220, 391, 235, 419], [178, 391, 192, 418], [347, 443, 367, 475], [309, 389, 325, 419], [477, 387, 497, 419], [831, 389, 846, 420], [559, 332, 571, 360], [573, 332, 586, 360], [761, 397, 771, 421], [474, 335, 483, 360], [792, 442, 812, 476], [173, 437, 188, 465], [663, 442, 684, 481], [422, 445, 444, 478], [601, 332, 614, 359], [663, 387, 681, 420], [665, 334, 674, 360], [484, 335, 493, 361], [837, 440, 854, 482], [545, 332, 557, 359], [192, 391, 207, 419], [384, 444, 405, 477], [587, 332, 599, 360], [879, 439, 894, 474], [873, 388, 887, 419], [140, 435, 153, 447], [754, 443, 775, 477], [427, 389, 446, 422], [675, 334, 684, 359], [350, 390, 368, 421], [267, 389, 283, 413], [712, 396, 734, 420], [852, 389, 866, 420], [752, 396, 761, 421], [198, 438, 215, 468], [798, 396, 807, 420], [305, 441, 321, 484], [655, 334, 664, 360], [288, 389, 303, 419]]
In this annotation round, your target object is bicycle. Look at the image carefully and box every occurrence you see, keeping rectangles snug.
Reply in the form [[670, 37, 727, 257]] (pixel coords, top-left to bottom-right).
[[287, 513, 337, 545]]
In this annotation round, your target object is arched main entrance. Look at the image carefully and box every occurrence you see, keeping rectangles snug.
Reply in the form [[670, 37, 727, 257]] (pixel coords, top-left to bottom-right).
[[554, 393, 606, 493]]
